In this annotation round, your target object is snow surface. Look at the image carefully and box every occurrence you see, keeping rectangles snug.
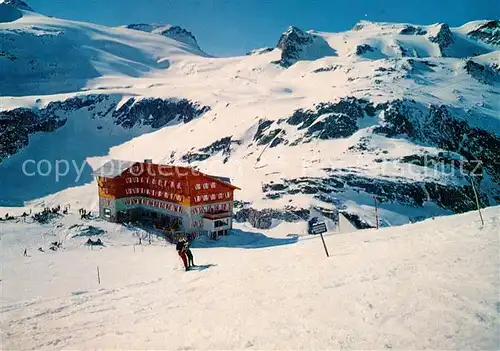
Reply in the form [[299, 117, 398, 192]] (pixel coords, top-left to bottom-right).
[[1, 206, 498, 349], [1, 15, 499, 225]]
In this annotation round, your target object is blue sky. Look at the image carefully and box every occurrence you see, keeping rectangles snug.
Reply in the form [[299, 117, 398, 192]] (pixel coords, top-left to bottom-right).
[[29, 0, 499, 56]]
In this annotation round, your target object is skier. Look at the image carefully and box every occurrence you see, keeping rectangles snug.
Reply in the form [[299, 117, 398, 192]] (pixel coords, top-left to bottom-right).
[[184, 239, 195, 268], [176, 238, 189, 271], [23, 248, 27, 257]]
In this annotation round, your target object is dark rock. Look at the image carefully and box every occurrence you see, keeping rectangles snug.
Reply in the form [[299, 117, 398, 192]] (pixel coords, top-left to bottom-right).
[[253, 119, 274, 142], [181, 136, 241, 164], [312, 64, 341, 73], [429, 23, 454, 56], [0, 108, 66, 162], [124, 24, 201, 50], [467, 20, 500, 46], [400, 25, 427, 35], [340, 212, 375, 229], [274, 26, 313, 67], [283, 97, 367, 144], [0, 94, 210, 162], [373, 100, 415, 137], [465, 59, 500, 85], [112, 97, 210, 128], [305, 113, 358, 139], [3, 0, 33, 11], [356, 44, 375, 55], [234, 206, 310, 229], [246, 47, 274, 56], [273, 26, 336, 68]]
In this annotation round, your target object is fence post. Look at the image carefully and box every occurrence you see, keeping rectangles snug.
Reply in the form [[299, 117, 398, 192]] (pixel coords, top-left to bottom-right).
[[374, 196, 379, 229], [470, 174, 484, 225], [97, 266, 101, 285]]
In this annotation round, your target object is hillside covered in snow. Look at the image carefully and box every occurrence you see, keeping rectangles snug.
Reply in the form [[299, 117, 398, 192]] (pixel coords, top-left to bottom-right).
[[1, 203, 499, 349], [0, 0, 499, 228]]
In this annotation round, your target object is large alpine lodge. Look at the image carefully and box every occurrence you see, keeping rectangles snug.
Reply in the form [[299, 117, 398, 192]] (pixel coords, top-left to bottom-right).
[[93, 159, 240, 240]]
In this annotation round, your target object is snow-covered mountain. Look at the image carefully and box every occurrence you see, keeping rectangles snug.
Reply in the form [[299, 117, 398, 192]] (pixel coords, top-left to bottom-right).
[[1, 0, 499, 229], [122, 23, 203, 52], [1, 203, 499, 349]]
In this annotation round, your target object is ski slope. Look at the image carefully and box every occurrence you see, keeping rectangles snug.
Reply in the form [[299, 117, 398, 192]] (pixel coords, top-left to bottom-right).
[[1, 206, 499, 350], [0, 2, 207, 96]]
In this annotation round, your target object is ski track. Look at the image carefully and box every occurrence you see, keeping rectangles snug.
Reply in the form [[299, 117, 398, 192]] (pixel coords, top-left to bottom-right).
[[1, 207, 499, 350]]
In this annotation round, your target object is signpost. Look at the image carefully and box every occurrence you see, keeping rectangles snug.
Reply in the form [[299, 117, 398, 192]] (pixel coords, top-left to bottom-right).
[[311, 221, 329, 257]]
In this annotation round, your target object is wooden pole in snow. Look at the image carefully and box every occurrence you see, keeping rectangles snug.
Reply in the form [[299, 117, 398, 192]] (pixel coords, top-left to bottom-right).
[[374, 196, 379, 229], [319, 232, 329, 258], [97, 266, 101, 285], [470, 174, 484, 225]]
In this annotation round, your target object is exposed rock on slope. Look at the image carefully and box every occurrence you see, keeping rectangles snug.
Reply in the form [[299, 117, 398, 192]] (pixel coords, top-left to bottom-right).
[[429, 23, 455, 56], [465, 56, 500, 85], [124, 23, 201, 50], [112, 97, 210, 129], [273, 26, 336, 67], [0, 108, 66, 162], [0, 95, 210, 163], [2, 0, 33, 11], [467, 20, 500, 46]]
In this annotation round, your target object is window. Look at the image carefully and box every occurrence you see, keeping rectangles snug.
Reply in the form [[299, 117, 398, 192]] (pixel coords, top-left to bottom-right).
[[103, 208, 111, 218]]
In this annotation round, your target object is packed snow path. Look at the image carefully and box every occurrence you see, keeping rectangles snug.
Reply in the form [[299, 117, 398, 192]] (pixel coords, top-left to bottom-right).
[[1, 207, 499, 350]]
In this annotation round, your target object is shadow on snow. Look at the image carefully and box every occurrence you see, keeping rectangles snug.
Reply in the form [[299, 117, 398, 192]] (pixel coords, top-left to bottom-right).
[[191, 228, 298, 249]]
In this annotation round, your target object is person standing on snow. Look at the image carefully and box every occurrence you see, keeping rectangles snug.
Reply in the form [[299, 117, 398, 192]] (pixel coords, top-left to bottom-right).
[[176, 238, 189, 271], [184, 239, 195, 268]]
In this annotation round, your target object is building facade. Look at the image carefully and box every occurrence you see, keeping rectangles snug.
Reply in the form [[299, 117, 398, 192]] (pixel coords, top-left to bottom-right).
[[93, 160, 239, 240]]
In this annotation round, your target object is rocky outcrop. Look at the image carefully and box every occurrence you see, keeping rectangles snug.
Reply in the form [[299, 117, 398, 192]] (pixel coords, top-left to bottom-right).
[[0, 107, 66, 162], [253, 98, 370, 147], [312, 64, 341, 73], [373, 100, 500, 184], [356, 44, 375, 55], [467, 20, 500, 46], [181, 136, 241, 164], [112, 97, 210, 129], [234, 206, 310, 229], [0, 94, 210, 162], [465, 58, 500, 85], [274, 26, 313, 67], [261, 172, 486, 215], [374, 100, 415, 137], [429, 23, 455, 56], [273, 26, 335, 68], [285, 97, 368, 143], [246, 47, 274, 56], [124, 24, 201, 50], [400, 25, 427, 36], [2, 0, 33, 11]]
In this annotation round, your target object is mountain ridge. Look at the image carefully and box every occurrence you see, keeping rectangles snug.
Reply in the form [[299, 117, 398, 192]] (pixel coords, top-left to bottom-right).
[[0, 6, 499, 229]]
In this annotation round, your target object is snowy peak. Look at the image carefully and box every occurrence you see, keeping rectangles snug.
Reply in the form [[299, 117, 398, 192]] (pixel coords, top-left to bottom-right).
[[124, 23, 201, 50], [428, 23, 455, 56], [467, 20, 500, 46], [274, 26, 336, 67], [0, 0, 33, 11]]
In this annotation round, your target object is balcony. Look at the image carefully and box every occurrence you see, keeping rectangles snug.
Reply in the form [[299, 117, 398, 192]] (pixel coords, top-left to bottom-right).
[[203, 211, 231, 220]]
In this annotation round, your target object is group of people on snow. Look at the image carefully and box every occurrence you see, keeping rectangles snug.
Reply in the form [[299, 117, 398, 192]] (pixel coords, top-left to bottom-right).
[[176, 238, 195, 271], [79, 208, 91, 220]]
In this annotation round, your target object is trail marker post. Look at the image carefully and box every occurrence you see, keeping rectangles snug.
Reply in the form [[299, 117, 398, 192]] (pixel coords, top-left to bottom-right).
[[469, 173, 484, 225], [311, 221, 329, 257], [374, 196, 379, 229], [97, 266, 101, 285]]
